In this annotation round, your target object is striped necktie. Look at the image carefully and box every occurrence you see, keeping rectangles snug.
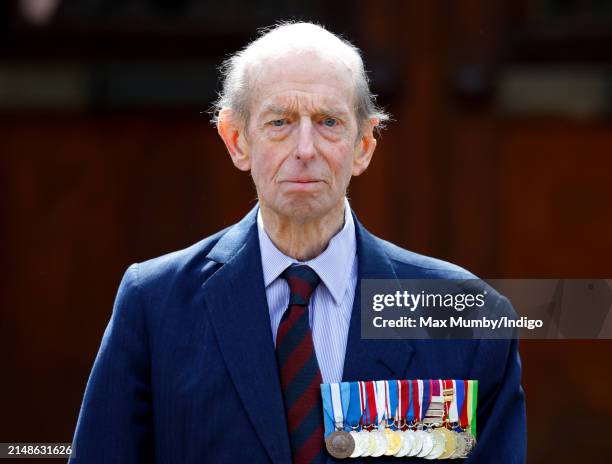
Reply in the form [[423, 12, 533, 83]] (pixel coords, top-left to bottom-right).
[[276, 264, 325, 464]]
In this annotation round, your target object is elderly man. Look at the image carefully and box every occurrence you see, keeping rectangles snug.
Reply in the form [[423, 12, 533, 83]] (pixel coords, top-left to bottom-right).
[[71, 22, 526, 463]]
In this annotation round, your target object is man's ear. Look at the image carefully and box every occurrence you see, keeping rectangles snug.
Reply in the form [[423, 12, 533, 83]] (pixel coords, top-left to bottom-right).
[[352, 117, 379, 176], [217, 108, 251, 172]]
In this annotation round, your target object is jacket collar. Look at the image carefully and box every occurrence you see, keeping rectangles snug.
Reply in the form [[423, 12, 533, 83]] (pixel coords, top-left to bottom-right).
[[203, 204, 414, 463]]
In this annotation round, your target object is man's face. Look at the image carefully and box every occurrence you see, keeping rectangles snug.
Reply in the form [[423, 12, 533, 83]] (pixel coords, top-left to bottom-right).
[[223, 52, 376, 222]]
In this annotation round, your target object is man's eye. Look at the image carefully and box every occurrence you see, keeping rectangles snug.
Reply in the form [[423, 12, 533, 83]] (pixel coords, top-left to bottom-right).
[[323, 117, 337, 127], [270, 119, 286, 127]]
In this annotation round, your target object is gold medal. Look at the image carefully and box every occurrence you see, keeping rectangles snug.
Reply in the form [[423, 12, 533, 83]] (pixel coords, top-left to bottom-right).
[[437, 427, 457, 459], [383, 428, 402, 455], [325, 431, 355, 459]]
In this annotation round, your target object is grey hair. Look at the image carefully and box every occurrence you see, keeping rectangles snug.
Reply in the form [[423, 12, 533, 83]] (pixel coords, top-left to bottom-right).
[[211, 21, 389, 132]]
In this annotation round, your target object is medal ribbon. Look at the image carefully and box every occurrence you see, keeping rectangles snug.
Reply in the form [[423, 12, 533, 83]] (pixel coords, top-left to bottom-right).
[[432, 379, 441, 398], [469, 380, 478, 437], [408, 380, 421, 421], [421, 379, 432, 420], [330, 383, 344, 430], [384, 381, 391, 420], [396, 381, 402, 423], [365, 381, 377, 428], [467, 381, 473, 430], [409, 380, 423, 422], [411, 379, 420, 422], [442, 379, 453, 423], [449, 380, 460, 424], [320, 383, 335, 438], [359, 381, 367, 427], [387, 380, 399, 428], [401, 380, 412, 425], [454, 379, 466, 430], [346, 381, 363, 430], [460, 380, 469, 429], [341, 382, 351, 430], [375, 380, 387, 428]]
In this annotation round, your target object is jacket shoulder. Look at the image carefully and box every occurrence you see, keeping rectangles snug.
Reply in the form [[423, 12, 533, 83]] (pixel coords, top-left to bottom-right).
[[132, 226, 231, 288], [374, 236, 477, 280], [372, 235, 514, 316]]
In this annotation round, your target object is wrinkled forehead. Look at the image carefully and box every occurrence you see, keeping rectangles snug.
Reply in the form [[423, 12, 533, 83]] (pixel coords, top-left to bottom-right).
[[248, 50, 356, 112]]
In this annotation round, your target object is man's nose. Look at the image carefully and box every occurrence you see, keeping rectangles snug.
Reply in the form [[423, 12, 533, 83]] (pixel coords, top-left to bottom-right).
[[295, 117, 316, 160]]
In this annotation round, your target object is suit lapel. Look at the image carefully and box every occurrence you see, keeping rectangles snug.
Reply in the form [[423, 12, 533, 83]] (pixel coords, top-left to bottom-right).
[[200, 205, 415, 463], [342, 213, 415, 382], [202, 206, 291, 464]]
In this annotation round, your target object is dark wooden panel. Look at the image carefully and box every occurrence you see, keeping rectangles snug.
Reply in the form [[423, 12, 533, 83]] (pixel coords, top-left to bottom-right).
[[498, 119, 612, 277]]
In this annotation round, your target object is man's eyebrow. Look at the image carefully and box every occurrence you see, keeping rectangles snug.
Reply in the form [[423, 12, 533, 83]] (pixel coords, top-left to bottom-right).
[[260, 104, 350, 118], [260, 104, 293, 116], [318, 107, 350, 119]]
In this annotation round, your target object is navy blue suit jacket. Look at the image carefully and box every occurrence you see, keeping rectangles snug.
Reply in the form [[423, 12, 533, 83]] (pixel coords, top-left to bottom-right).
[[70, 205, 526, 463]]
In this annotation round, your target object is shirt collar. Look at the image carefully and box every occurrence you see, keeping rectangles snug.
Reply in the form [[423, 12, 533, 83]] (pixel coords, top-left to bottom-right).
[[257, 197, 356, 305]]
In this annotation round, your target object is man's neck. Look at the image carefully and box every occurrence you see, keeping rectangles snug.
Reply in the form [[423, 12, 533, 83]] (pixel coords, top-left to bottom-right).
[[259, 201, 345, 261]]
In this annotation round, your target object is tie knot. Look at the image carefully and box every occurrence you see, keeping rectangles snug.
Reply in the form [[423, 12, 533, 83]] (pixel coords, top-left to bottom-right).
[[282, 265, 321, 306]]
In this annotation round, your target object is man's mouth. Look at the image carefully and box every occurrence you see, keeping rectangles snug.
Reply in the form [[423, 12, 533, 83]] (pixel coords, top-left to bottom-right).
[[281, 178, 325, 190], [283, 178, 322, 183]]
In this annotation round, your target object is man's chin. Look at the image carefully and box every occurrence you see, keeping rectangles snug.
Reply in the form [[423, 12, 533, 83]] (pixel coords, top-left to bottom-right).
[[271, 197, 337, 223]]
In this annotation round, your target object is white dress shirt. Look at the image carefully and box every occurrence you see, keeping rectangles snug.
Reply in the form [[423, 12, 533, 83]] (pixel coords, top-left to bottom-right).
[[256, 198, 357, 383]]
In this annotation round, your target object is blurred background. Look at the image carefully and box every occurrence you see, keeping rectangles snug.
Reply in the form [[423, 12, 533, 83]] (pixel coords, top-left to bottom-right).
[[2, 0, 612, 462]]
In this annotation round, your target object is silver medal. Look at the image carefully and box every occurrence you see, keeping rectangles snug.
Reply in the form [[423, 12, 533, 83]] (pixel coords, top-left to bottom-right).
[[369, 430, 388, 457], [349, 430, 364, 458], [359, 430, 375, 457], [416, 429, 433, 457], [424, 428, 446, 460], [450, 431, 467, 459]]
